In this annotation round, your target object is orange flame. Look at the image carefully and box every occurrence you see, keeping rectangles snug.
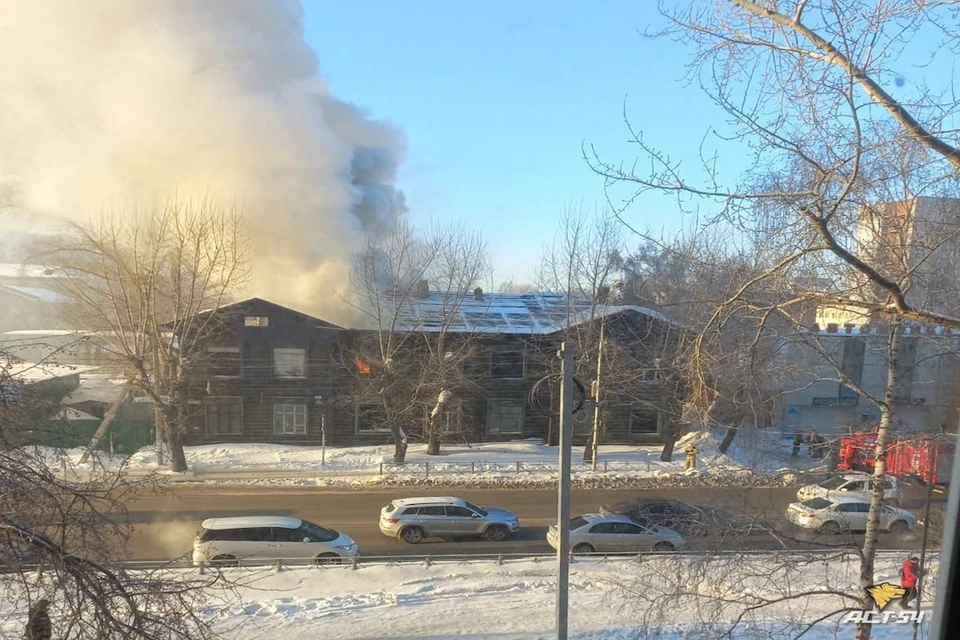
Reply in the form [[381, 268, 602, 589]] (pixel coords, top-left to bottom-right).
[[355, 357, 371, 375]]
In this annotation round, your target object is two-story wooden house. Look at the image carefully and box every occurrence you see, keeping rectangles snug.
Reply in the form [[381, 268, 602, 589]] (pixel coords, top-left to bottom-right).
[[181, 298, 345, 445], [179, 292, 683, 447]]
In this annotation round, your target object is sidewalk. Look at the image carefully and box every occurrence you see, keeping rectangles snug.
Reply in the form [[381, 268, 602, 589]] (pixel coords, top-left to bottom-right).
[[46, 429, 826, 487]]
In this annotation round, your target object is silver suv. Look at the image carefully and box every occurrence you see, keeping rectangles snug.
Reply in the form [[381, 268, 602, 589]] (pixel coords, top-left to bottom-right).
[[379, 496, 520, 544]]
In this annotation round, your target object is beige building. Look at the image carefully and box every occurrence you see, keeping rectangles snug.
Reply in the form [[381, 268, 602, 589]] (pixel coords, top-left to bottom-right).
[[774, 323, 960, 436]]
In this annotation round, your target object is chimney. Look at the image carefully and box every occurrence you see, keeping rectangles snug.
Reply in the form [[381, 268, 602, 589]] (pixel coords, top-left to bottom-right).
[[416, 279, 429, 299], [473, 287, 484, 301]]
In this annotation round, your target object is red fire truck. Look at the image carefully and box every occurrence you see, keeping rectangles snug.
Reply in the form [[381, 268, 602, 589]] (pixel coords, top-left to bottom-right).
[[837, 432, 955, 485]]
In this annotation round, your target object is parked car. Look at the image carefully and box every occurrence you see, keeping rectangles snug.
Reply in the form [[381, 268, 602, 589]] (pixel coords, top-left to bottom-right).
[[785, 496, 915, 535], [599, 499, 747, 538], [796, 473, 903, 506], [546, 513, 686, 555], [192, 516, 359, 567], [379, 496, 520, 544]]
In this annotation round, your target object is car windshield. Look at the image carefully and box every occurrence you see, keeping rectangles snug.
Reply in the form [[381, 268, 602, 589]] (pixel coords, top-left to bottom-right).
[[801, 498, 833, 510], [301, 520, 338, 542], [818, 477, 847, 490], [463, 501, 487, 516]]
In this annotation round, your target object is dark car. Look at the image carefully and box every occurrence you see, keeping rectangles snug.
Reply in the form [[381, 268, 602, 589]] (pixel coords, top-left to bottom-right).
[[598, 499, 750, 538]]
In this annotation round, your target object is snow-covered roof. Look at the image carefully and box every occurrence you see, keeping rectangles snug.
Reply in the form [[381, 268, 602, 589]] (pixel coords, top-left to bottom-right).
[[0, 263, 62, 279], [385, 291, 669, 335], [0, 285, 68, 303], [59, 406, 101, 421], [2, 329, 83, 338], [2, 362, 100, 384], [61, 374, 126, 405], [813, 323, 960, 338]]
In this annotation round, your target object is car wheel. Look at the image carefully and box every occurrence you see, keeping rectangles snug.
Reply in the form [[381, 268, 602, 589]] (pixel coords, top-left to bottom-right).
[[572, 543, 594, 555], [883, 498, 900, 508], [819, 521, 841, 535], [484, 525, 509, 542], [889, 520, 910, 535], [652, 542, 676, 552], [210, 554, 237, 568], [315, 553, 341, 566], [400, 527, 425, 544]]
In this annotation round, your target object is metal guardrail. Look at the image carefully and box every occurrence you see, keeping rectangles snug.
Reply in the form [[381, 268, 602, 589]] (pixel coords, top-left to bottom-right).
[[10, 548, 903, 574]]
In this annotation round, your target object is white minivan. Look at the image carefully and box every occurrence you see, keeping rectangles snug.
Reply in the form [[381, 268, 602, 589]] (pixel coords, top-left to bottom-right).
[[192, 516, 359, 567]]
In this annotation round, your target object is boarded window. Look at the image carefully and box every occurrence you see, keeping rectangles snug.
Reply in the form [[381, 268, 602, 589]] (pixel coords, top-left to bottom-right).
[[207, 346, 241, 378], [273, 348, 306, 378], [486, 400, 524, 435], [205, 397, 242, 435], [273, 402, 307, 435], [244, 316, 269, 327]]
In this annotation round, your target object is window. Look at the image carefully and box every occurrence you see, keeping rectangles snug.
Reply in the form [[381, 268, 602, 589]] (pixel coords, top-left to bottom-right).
[[207, 346, 241, 378], [299, 521, 338, 542], [641, 369, 660, 382], [418, 506, 446, 516], [244, 315, 269, 327], [588, 523, 618, 534], [273, 348, 306, 378], [486, 400, 524, 435], [490, 348, 525, 379], [273, 401, 307, 435], [424, 403, 463, 435], [204, 397, 242, 435], [839, 339, 865, 405], [629, 404, 659, 434], [355, 401, 391, 434], [446, 506, 475, 517], [615, 522, 647, 535], [569, 517, 589, 531], [801, 498, 832, 510], [401, 507, 421, 516], [841, 481, 865, 492]]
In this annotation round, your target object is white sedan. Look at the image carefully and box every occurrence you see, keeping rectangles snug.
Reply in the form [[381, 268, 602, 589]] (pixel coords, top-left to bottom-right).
[[786, 496, 915, 535], [796, 473, 903, 506]]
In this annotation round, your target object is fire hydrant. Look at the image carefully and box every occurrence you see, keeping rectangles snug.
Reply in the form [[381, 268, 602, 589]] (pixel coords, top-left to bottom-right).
[[684, 444, 698, 471]]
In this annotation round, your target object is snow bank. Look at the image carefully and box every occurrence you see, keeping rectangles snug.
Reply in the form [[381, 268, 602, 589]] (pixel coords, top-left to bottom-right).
[[1, 553, 932, 639], [38, 428, 824, 488]]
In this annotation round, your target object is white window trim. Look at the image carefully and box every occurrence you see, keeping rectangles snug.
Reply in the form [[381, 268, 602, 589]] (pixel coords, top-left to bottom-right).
[[244, 315, 269, 327], [273, 348, 307, 379], [272, 401, 307, 435], [486, 400, 524, 435]]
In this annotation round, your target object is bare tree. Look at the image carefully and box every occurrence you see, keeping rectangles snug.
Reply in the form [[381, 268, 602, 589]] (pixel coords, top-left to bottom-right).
[[32, 198, 250, 472], [585, 2, 960, 636], [0, 352, 223, 639], [341, 217, 489, 461]]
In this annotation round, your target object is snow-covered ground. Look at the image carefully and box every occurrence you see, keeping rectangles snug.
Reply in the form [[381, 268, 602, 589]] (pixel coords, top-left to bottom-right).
[[2, 553, 937, 639], [38, 429, 826, 487]]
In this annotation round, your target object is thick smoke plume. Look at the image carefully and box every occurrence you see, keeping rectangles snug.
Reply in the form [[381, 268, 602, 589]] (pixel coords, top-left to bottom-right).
[[0, 0, 406, 323]]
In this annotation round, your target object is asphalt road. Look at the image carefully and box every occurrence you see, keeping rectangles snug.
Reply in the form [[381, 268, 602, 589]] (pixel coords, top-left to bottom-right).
[[111, 482, 940, 561]]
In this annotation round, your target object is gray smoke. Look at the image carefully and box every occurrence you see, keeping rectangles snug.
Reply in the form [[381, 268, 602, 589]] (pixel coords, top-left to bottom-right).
[[0, 0, 406, 323]]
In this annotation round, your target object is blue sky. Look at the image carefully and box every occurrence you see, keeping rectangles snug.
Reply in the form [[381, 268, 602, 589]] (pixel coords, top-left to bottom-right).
[[303, 1, 733, 285]]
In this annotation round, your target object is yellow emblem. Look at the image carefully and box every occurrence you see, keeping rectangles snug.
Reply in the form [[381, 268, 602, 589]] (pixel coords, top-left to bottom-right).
[[865, 582, 907, 611]]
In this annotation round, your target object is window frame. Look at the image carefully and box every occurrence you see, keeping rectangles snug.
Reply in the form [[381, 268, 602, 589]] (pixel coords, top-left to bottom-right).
[[244, 315, 270, 327], [485, 399, 525, 436], [273, 347, 307, 379], [204, 396, 243, 436], [207, 346, 242, 379], [489, 347, 526, 380], [355, 400, 392, 434], [272, 400, 308, 436], [628, 403, 660, 435]]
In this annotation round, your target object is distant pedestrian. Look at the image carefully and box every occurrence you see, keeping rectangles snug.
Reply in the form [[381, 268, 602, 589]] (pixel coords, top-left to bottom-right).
[[792, 432, 803, 457], [899, 555, 922, 609], [24, 599, 51, 640], [684, 444, 698, 471]]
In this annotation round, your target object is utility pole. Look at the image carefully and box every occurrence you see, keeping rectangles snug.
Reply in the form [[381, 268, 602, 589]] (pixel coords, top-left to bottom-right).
[[587, 318, 605, 470], [556, 342, 574, 640], [913, 476, 935, 640]]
